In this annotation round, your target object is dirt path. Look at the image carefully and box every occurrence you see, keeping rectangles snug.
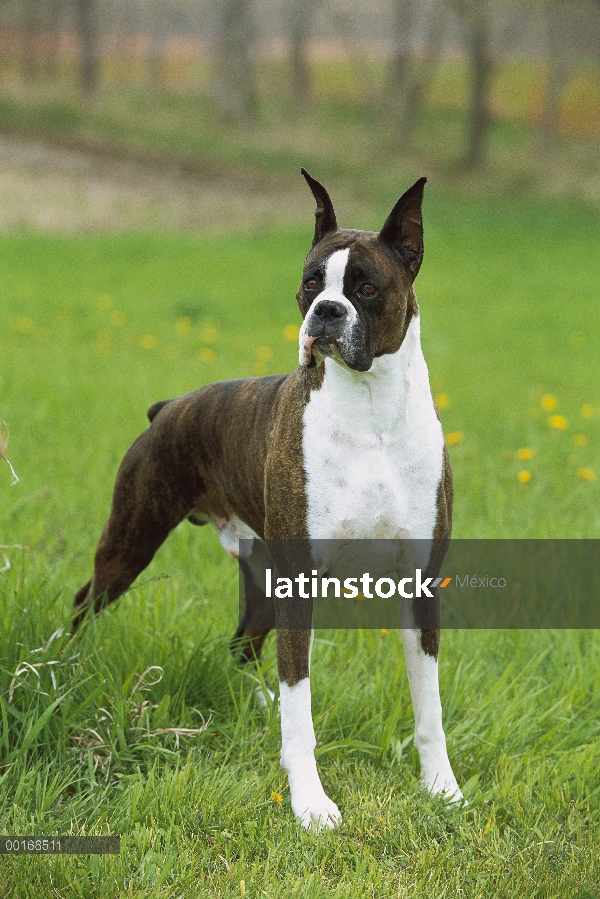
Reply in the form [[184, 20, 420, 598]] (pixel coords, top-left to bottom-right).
[[0, 133, 306, 233]]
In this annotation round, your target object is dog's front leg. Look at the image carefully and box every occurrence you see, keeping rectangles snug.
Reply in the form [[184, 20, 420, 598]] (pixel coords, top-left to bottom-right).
[[277, 626, 342, 831], [401, 628, 463, 803]]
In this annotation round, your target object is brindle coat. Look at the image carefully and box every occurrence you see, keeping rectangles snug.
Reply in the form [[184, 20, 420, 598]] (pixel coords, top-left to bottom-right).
[[73, 170, 452, 689]]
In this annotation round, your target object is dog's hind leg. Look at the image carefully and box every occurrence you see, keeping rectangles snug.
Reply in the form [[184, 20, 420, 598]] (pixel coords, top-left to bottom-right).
[[72, 421, 203, 631], [230, 548, 274, 705]]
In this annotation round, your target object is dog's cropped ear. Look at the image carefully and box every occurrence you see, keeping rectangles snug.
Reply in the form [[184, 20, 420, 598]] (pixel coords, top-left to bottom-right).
[[301, 167, 338, 247], [379, 177, 427, 279]]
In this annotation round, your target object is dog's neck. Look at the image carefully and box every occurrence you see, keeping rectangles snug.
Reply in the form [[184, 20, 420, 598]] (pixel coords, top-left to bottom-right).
[[314, 314, 432, 435]]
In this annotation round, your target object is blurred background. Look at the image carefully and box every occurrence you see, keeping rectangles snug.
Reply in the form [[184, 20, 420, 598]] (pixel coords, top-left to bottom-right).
[[0, 0, 599, 232]]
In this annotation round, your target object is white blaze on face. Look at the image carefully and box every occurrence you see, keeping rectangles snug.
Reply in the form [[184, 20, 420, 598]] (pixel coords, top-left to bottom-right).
[[298, 248, 357, 366], [323, 247, 350, 294]]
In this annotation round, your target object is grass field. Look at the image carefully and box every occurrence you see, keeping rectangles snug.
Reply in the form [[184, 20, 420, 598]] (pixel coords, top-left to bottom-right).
[[1, 187, 599, 896]]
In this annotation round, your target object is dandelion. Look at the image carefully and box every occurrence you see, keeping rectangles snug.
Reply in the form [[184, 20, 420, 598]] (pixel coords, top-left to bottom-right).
[[548, 414, 568, 430], [445, 431, 465, 446], [569, 331, 586, 347], [435, 393, 451, 410], [284, 324, 299, 341], [581, 404, 595, 419], [252, 361, 268, 376], [97, 328, 112, 346], [175, 316, 193, 335], [517, 470, 532, 483], [110, 309, 127, 327], [516, 447, 535, 461], [271, 791, 283, 803], [541, 395, 558, 412], [572, 434, 589, 448], [200, 325, 219, 344], [198, 348, 216, 364], [578, 468, 596, 482], [139, 334, 157, 350], [256, 345, 273, 362], [9, 315, 34, 334], [94, 293, 112, 311], [381, 628, 389, 636]]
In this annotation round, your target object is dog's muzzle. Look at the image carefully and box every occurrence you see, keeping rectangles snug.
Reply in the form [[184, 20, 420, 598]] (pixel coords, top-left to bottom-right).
[[301, 298, 350, 363]]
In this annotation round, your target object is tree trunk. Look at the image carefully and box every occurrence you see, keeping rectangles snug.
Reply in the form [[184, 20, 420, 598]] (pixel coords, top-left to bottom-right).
[[75, 0, 99, 98], [213, 0, 256, 121], [401, 7, 446, 140], [289, 0, 320, 111], [542, 0, 570, 153], [21, 0, 40, 82], [389, 0, 415, 90], [463, 4, 493, 170]]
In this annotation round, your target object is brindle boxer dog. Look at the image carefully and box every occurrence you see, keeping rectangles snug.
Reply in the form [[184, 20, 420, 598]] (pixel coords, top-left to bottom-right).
[[73, 170, 463, 830]]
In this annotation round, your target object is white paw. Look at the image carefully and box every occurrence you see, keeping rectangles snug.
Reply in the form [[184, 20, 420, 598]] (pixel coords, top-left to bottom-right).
[[292, 790, 342, 832], [423, 770, 465, 805]]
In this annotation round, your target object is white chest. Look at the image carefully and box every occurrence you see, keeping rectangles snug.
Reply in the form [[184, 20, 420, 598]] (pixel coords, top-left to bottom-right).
[[302, 316, 443, 543]]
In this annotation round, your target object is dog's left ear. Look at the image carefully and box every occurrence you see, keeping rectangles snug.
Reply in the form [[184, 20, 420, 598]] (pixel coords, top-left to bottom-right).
[[379, 177, 427, 279], [301, 167, 338, 248]]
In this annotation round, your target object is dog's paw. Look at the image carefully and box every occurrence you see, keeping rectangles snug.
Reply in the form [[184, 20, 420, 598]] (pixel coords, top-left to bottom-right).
[[293, 791, 342, 832], [423, 771, 465, 806]]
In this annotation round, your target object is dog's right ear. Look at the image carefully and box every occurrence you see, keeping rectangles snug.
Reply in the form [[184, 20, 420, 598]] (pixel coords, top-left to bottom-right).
[[301, 168, 338, 247]]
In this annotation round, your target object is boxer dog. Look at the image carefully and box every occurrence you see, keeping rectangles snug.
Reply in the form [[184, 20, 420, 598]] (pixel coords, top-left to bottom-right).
[[73, 169, 462, 830]]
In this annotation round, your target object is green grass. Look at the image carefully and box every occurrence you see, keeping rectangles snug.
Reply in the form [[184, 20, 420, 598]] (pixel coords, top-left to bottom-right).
[[0, 190, 599, 896]]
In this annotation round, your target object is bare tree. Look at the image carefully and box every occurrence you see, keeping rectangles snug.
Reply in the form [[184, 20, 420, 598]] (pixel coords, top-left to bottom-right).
[[447, 0, 495, 169], [213, 0, 256, 120], [288, 0, 323, 111], [74, 0, 99, 97], [389, 0, 415, 91], [387, 0, 448, 141]]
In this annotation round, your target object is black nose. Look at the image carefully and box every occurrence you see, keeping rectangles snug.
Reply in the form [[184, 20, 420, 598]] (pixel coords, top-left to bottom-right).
[[313, 299, 345, 321]]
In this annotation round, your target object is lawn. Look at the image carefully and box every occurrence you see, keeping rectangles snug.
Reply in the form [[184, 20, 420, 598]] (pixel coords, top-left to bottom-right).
[[0, 188, 599, 896]]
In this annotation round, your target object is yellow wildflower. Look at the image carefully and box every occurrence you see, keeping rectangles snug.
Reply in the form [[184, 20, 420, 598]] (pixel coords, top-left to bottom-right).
[[201, 325, 219, 344], [110, 309, 127, 327], [175, 316, 193, 335], [435, 393, 451, 410], [198, 347, 216, 364], [516, 447, 535, 461], [572, 434, 589, 448], [581, 404, 595, 419], [9, 315, 34, 334], [517, 470, 532, 483], [541, 395, 558, 412], [139, 334, 157, 350], [256, 345, 273, 362], [547, 414, 568, 430], [445, 431, 465, 446], [284, 324, 299, 341], [578, 468, 596, 482], [94, 293, 112, 311], [569, 331, 586, 347], [270, 791, 283, 803]]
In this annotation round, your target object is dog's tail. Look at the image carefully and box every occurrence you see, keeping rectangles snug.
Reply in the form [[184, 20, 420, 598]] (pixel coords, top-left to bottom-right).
[[147, 399, 171, 423]]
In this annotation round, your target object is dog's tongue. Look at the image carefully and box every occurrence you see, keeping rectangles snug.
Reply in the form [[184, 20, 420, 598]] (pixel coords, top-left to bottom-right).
[[300, 334, 317, 365]]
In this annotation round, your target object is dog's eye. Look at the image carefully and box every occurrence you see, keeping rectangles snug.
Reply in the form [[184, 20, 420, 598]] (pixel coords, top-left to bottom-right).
[[305, 278, 318, 291], [360, 284, 377, 297]]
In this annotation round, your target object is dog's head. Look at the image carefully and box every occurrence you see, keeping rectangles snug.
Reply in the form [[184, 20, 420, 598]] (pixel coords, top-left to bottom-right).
[[297, 169, 426, 372]]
